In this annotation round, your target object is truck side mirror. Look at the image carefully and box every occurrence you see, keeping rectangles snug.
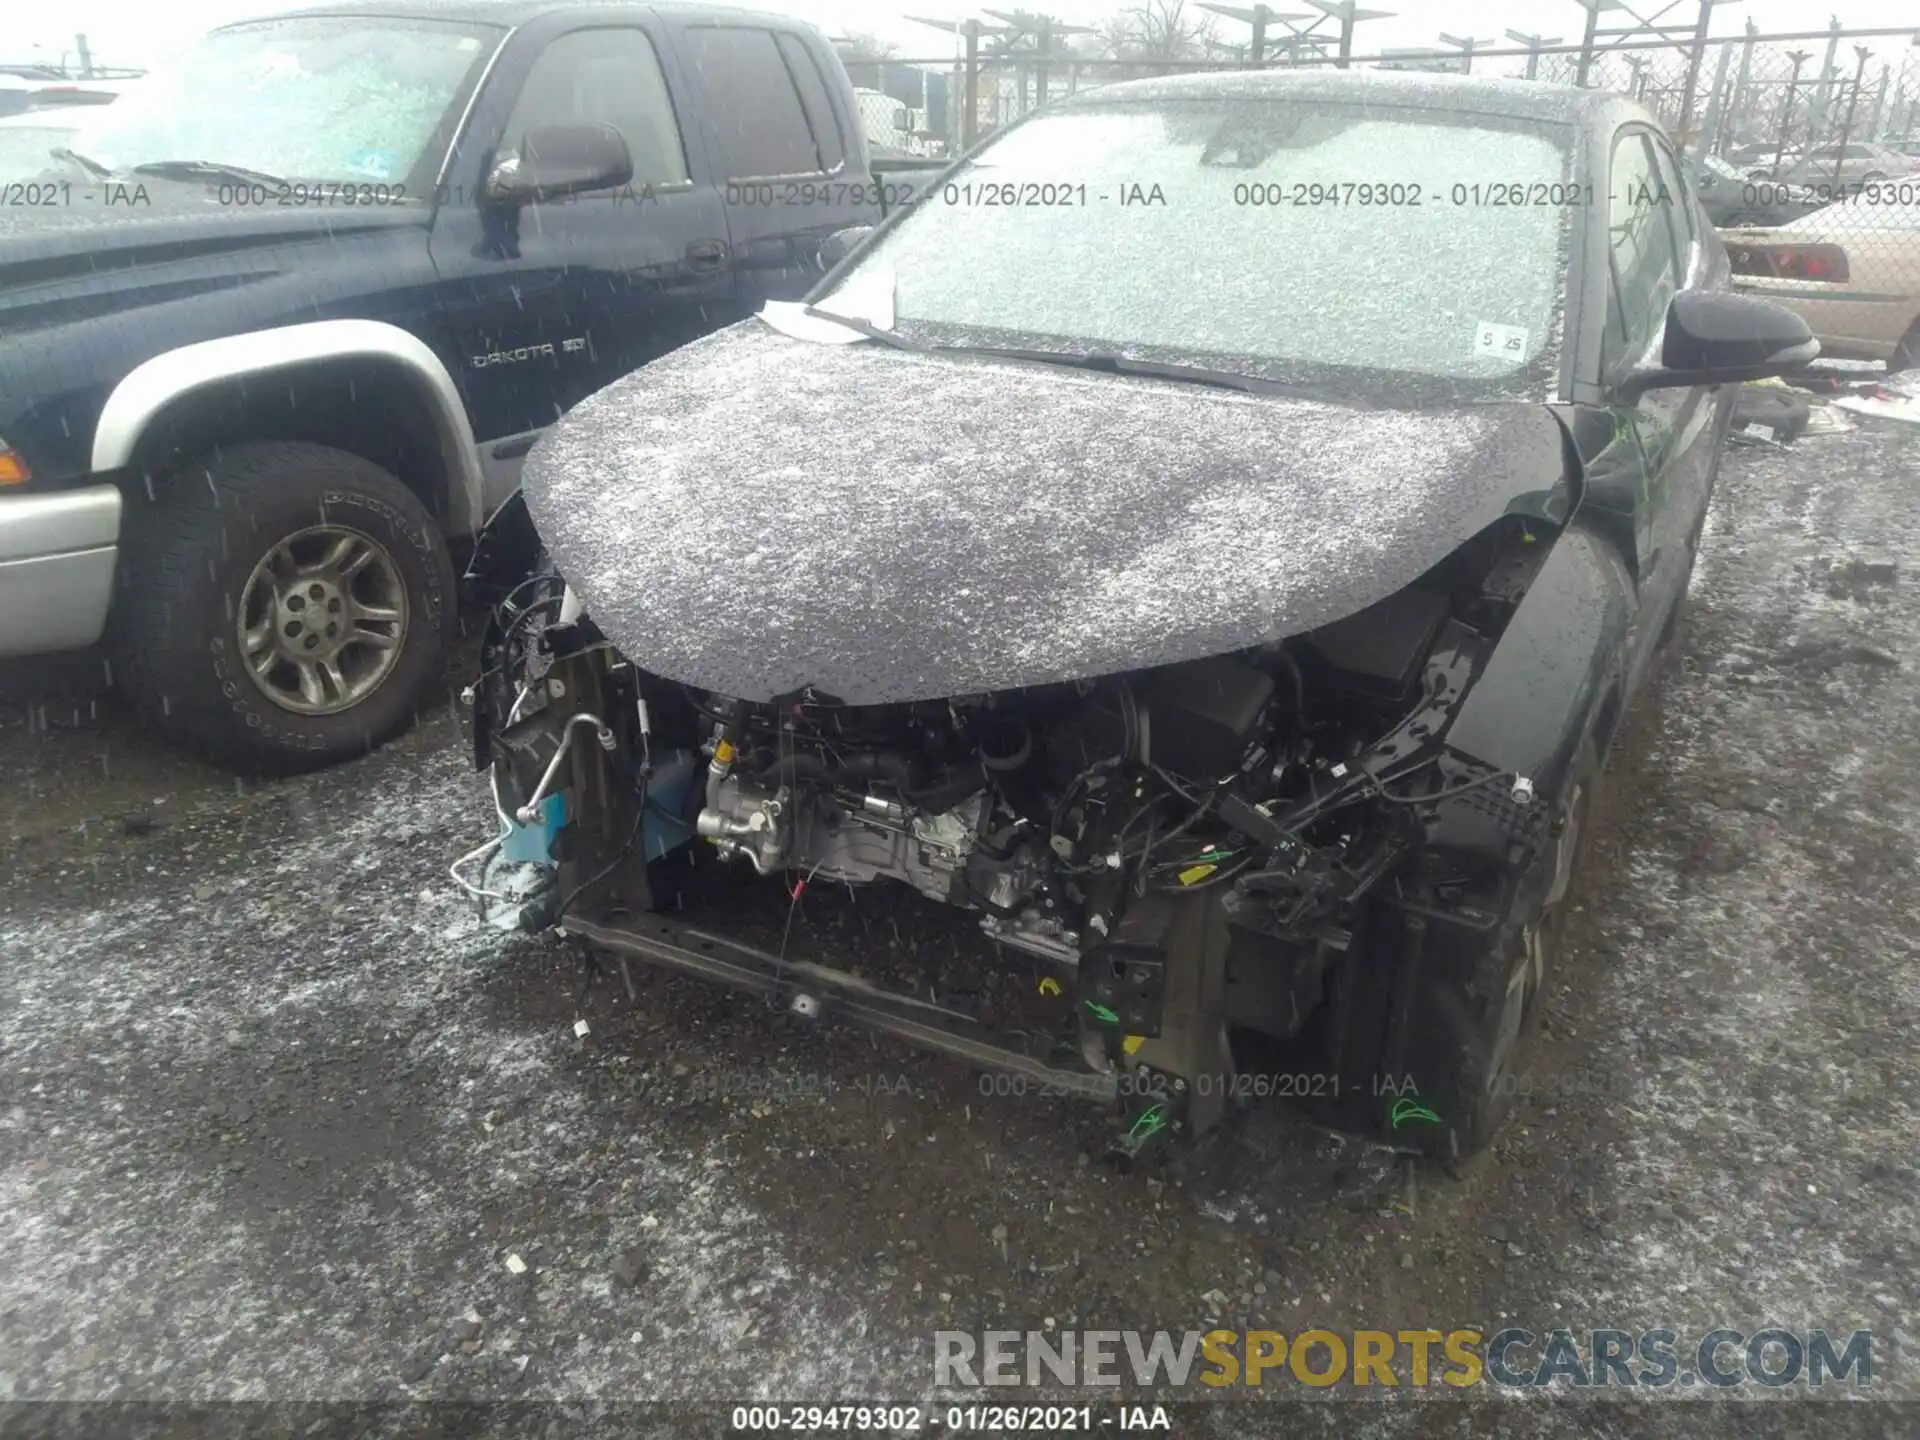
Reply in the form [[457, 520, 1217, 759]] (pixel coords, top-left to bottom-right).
[[485, 123, 633, 205]]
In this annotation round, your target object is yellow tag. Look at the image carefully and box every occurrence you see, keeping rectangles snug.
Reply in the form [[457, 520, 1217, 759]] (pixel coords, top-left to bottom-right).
[[713, 739, 737, 765], [1122, 1034, 1145, 1055], [1037, 977, 1062, 998], [1177, 863, 1217, 886]]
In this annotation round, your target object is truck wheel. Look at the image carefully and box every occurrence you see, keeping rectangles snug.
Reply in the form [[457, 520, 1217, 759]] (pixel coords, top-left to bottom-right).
[[115, 440, 453, 776], [1313, 742, 1598, 1167]]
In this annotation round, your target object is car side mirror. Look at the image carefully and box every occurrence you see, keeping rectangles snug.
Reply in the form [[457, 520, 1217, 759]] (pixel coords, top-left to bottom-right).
[[819, 225, 875, 270], [485, 123, 633, 205], [1619, 290, 1819, 398]]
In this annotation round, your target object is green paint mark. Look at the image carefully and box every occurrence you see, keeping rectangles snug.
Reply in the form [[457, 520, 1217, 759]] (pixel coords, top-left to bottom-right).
[[1085, 1000, 1119, 1024], [1127, 1104, 1167, 1142], [1390, 1098, 1443, 1130]]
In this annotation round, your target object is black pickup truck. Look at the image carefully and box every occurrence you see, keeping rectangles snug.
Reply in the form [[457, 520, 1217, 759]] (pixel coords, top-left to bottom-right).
[[0, 1, 928, 773]]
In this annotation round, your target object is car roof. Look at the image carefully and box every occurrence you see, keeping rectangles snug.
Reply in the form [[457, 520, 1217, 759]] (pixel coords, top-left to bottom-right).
[[1056, 67, 1641, 130], [238, 0, 802, 28]]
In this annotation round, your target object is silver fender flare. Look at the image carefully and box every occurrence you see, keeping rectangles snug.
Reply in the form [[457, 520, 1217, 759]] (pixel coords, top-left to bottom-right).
[[91, 319, 487, 536]]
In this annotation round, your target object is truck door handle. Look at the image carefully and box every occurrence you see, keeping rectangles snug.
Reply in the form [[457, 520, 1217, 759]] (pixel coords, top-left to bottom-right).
[[686, 238, 729, 271]]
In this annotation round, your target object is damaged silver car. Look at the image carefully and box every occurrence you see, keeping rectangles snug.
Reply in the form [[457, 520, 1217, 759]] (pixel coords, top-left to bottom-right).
[[459, 70, 1816, 1164]]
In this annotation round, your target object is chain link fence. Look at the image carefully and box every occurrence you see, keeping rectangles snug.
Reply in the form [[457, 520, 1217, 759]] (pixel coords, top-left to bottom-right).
[[858, 20, 1920, 370]]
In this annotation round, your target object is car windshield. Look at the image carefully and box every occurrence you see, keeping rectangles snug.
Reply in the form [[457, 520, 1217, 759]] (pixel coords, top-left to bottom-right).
[[815, 96, 1575, 402], [0, 119, 78, 182], [75, 16, 501, 186]]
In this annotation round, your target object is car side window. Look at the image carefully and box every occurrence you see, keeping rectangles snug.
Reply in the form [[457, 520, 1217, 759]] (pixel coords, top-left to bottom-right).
[[1648, 139, 1697, 275], [773, 32, 847, 172], [499, 29, 691, 189], [679, 27, 827, 179], [1603, 132, 1682, 376]]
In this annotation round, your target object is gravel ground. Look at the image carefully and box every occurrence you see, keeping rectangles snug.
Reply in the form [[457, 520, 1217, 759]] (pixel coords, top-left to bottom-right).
[[2, 413, 1917, 1438]]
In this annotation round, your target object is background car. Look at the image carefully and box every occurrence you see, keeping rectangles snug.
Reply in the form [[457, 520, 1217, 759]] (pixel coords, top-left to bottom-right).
[[1770, 140, 1917, 188], [1683, 150, 1823, 228], [1722, 196, 1920, 370], [1726, 140, 1797, 177], [23, 78, 135, 109]]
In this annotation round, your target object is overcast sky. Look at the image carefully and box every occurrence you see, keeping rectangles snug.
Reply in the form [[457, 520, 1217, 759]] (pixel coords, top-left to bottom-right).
[[12, 0, 1917, 75]]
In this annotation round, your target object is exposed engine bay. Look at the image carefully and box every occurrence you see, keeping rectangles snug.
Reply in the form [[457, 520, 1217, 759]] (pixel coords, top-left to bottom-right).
[[462, 503, 1565, 1147]]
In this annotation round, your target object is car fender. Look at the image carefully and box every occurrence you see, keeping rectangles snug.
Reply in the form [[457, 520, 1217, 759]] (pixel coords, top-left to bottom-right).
[[91, 319, 488, 536], [1445, 520, 1636, 790]]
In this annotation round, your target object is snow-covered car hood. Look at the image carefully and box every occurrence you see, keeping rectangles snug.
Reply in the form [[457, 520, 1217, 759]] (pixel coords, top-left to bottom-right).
[[521, 317, 1572, 705]]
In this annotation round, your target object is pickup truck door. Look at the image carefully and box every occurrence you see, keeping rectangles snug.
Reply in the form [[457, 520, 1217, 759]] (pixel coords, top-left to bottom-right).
[[661, 20, 881, 309], [425, 15, 741, 509]]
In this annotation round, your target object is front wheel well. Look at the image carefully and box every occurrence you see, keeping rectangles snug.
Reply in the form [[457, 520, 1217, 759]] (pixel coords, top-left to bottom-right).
[[118, 357, 456, 525]]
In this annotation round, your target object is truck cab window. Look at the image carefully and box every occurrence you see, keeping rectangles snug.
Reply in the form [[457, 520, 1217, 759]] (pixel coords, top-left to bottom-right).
[[774, 30, 847, 171], [500, 28, 689, 187], [680, 26, 825, 178]]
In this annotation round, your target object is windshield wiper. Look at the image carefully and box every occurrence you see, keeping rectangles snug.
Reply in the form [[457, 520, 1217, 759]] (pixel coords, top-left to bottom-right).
[[800, 304, 923, 351], [129, 159, 289, 188], [937, 345, 1310, 397], [49, 147, 113, 179]]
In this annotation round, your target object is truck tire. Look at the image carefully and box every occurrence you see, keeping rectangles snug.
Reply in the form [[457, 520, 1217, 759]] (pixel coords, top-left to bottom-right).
[[1309, 740, 1599, 1167], [115, 440, 454, 776], [1893, 319, 1920, 375]]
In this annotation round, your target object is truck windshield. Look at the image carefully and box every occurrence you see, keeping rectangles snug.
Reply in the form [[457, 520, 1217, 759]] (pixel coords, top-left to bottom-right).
[[819, 96, 1576, 403], [75, 16, 501, 187]]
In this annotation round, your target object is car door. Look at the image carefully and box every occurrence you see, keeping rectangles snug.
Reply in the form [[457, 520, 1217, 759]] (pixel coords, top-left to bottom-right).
[[425, 17, 739, 509], [1583, 126, 1723, 698], [1644, 134, 1725, 546], [661, 21, 875, 308]]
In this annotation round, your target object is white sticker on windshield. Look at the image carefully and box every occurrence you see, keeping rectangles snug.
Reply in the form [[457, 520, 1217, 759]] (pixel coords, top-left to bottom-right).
[[810, 268, 896, 330], [1473, 321, 1530, 361]]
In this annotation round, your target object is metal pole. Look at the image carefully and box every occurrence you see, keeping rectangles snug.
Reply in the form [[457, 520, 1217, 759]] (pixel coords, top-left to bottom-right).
[[1576, 2, 1602, 88], [1830, 45, 1870, 188], [1808, 15, 1842, 143], [1035, 20, 1050, 114], [1694, 38, 1734, 160], [74, 33, 94, 77], [1773, 52, 1809, 174], [1725, 19, 1756, 148], [963, 20, 979, 151], [1505, 29, 1560, 82], [1673, 0, 1716, 154], [1250, 4, 1268, 68], [1867, 65, 1889, 142]]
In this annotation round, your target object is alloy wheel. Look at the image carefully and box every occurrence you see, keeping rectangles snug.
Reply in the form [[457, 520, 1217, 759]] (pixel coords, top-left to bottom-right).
[[235, 525, 409, 716]]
